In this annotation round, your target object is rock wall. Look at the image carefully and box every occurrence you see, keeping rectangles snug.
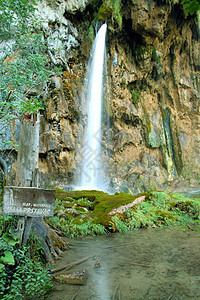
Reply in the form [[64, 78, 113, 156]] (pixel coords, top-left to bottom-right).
[[106, 0, 200, 192], [6, 0, 200, 193]]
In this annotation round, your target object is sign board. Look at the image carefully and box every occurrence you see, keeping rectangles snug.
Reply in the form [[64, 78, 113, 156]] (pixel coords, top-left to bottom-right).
[[3, 186, 55, 217]]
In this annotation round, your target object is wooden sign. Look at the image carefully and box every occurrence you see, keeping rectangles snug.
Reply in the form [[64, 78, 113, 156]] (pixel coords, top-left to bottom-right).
[[3, 186, 55, 217]]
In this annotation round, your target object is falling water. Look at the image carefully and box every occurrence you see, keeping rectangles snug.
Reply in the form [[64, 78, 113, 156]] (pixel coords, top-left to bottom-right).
[[79, 24, 107, 190]]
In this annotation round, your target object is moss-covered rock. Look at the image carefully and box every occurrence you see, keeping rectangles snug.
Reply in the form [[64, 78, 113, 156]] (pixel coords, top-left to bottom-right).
[[50, 189, 200, 237]]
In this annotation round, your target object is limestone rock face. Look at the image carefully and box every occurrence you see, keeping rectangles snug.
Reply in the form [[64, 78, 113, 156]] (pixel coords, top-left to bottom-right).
[[105, 0, 200, 193], [65, 0, 91, 12], [6, 0, 200, 193]]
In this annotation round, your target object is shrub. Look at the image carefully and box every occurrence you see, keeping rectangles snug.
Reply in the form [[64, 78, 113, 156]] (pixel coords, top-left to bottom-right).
[[0, 215, 53, 299]]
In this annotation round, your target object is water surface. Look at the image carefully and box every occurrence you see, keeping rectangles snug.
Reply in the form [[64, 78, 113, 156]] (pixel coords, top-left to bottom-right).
[[47, 226, 200, 300]]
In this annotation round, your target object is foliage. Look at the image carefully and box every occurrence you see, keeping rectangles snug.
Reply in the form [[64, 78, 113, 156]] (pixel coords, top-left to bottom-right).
[[111, 191, 200, 231], [0, 0, 52, 147], [130, 89, 140, 106], [52, 189, 200, 236], [0, 245, 53, 300], [98, 4, 113, 21], [48, 216, 106, 238], [88, 24, 95, 42], [49, 193, 105, 237], [97, 0, 122, 28], [0, 0, 37, 39], [0, 233, 19, 269], [0, 214, 53, 299], [112, 0, 123, 28], [181, 0, 200, 15], [28, 234, 47, 264], [55, 188, 142, 227]]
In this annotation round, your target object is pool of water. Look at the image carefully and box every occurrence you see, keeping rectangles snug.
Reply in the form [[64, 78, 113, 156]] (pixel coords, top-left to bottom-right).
[[175, 188, 200, 199], [47, 226, 200, 300]]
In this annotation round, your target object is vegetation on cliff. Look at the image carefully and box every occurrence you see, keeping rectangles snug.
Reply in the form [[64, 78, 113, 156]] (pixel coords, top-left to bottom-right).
[[0, 0, 54, 149], [181, 0, 200, 15]]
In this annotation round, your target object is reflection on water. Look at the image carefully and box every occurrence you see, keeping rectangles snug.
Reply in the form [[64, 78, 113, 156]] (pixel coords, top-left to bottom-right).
[[47, 226, 200, 300]]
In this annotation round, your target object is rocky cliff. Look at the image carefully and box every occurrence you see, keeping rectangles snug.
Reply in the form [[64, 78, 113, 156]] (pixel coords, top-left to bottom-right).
[[7, 0, 200, 193]]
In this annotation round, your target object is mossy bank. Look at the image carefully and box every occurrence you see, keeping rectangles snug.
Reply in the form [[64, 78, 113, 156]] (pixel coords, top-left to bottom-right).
[[46, 189, 200, 237]]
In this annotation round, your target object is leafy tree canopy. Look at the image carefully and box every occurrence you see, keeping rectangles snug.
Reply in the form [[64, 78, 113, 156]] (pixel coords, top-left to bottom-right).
[[0, 0, 51, 123], [0, 0, 53, 148]]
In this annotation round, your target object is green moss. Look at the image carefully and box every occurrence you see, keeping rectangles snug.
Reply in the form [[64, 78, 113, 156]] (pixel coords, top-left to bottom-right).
[[97, 5, 113, 21], [141, 103, 151, 146], [50, 189, 200, 236], [62, 202, 73, 208], [55, 189, 144, 227], [152, 47, 161, 63], [134, 45, 154, 62], [161, 107, 183, 176], [88, 24, 95, 43], [170, 124, 183, 175], [112, 0, 122, 28], [130, 89, 140, 106], [96, 0, 122, 28], [76, 207, 87, 213], [71, 218, 85, 225]]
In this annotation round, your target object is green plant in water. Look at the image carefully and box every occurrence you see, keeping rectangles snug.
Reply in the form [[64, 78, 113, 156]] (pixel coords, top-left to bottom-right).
[[77, 197, 94, 209], [110, 215, 128, 233], [51, 189, 200, 235]]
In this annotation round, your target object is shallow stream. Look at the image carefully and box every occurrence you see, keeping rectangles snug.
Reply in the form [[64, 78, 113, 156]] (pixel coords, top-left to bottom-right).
[[47, 226, 200, 300]]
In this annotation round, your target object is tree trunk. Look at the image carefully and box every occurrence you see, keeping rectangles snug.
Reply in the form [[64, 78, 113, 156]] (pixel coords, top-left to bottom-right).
[[15, 114, 66, 262], [15, 114, 39, 187]]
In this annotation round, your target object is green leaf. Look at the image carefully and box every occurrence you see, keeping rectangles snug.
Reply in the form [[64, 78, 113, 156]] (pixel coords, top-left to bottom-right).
[[0, 250, 15, 265], [2, 233, 19, 246], [0, 238, 7, 250], [0, 263, 5, 271]]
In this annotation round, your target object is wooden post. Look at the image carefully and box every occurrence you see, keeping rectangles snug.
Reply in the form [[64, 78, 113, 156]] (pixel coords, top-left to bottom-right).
[[15, 113, 40, 245], [16, 217, 25, 245], [6, 115, 66, 261], [16, 217, 32, 246]]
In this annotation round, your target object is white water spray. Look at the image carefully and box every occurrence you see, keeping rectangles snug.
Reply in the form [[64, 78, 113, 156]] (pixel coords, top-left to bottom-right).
[[79, 24, 107, 190]]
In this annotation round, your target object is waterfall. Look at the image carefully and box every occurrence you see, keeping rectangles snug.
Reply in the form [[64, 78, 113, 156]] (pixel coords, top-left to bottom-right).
[[79, 23, 107, 190]]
